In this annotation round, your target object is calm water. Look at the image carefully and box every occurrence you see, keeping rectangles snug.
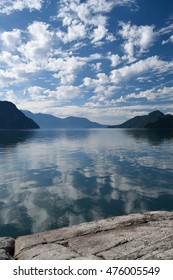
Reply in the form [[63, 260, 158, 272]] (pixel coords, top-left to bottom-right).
[[0, 129, 173, 238]]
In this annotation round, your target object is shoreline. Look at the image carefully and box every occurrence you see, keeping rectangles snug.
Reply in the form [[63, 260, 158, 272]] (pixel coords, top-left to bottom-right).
[[1, 211, 173, 260]]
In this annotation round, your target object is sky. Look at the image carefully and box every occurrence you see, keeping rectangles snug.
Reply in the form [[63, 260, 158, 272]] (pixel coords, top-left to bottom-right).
[[0, 0, 173, 124]]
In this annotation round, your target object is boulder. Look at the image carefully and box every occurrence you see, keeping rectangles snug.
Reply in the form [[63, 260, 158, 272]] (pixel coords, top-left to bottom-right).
[[0, 237, 15, 260], [14, 211, 173, 260]]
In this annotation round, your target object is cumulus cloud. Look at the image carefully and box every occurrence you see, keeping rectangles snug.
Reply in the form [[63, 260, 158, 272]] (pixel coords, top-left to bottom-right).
[[48, 86, 81, 101], [1, 0, 172, 125], [110, 56, 167, 84], [57, 23, 86, 43], [91, 62, 102, 72], [119, 21, 155, 62], [107, 53, 121, 67], [81, 55, 173, 108], [47, 53, 102, 85], [83, 56, 170, 92], [83, 72, 109, 89], [106, 34, 116, 42], [56, 0, 136, 45], [18, 21, 53, 66], [1, 29, 22, 51], [48, 56, 86, 84], [91, 25, 108, 43], [0, 51, 38, 87], [0, 22, 54, 88], [0, 0, 43, 15], [8, 84, 82, 115], [0, 15, 104, 88], [126, 86, 173, 102], [26, 85, 81, 103], [83, 73, 115, 104]]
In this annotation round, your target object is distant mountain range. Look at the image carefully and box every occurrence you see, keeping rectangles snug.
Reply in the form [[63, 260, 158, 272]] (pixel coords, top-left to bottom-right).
[[1, 100, 172, 130], [0, 101, 39, 129], [22, 110, 105, 129], [108, 111, 173, 129]]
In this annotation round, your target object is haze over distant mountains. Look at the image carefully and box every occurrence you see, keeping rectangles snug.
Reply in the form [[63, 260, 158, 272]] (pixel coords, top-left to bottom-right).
[[0, 100, 172, 130], [22, 110, 105, 129], [108, 111, 173, 129], [0, 101, 39, 129]]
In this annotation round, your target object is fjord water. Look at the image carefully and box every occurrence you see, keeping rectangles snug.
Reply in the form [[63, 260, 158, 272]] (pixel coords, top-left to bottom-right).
[[0, 129, 173, 238]]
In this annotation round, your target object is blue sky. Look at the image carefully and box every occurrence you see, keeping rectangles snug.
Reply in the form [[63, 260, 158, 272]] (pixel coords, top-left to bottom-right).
[[0, 0, 173, 124]]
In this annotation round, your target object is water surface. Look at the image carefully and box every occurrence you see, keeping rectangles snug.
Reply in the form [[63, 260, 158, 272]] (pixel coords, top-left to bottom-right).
[[0, 129, 173, 238]]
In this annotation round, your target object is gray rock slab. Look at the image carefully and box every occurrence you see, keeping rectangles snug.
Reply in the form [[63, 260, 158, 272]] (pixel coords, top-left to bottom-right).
[[14, 211, 173, 260], [0, 237, 15, 260]]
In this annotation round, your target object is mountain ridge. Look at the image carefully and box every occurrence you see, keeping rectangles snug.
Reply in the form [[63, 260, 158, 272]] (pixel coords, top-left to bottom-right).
[[2, 101, 172, 130], [0, 101, 39, 129], [22, 110, 105, 129], [108, 110, 173, 129]]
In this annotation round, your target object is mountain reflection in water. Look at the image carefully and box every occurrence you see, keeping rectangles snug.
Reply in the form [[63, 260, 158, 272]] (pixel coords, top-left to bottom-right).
[[0, 128, 173, 237]]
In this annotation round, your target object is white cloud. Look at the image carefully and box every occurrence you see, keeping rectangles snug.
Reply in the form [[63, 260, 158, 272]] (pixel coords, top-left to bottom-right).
[[91, 62, 102, 72], [83, 0, 136, 14], [0, 21, 57, 88], [119, 21, 155, 62], [106, 34, 116, 42], [56, 0, 136, 45], [48, 56, 86, 84], [0, 0, 43, 15], [83, 56, 170, 92], [91, 25, 108, 43], [58, 0, 113, 26], [97, 73, 109, 84], [110, 56, 167, 84], [48, 53, 102, 85], [57, 23, 86, 43], [88, 53, 103, 61], [27, 86, 45, 97], [0, 0, 173, 127], [0, 89, 21, 105], [83, 73, 114, 104], [0, 69, 17, 88], [49, 86, 81, 101], [0, 51, 39, 87], [18, 21, 53, 66], [86, 0, 115, 13], [27, 85, 81, 103], [126, 86, 173, 102], [0, 15, 104, 89], [81, 56, 173, 108], [158, 23, 173, 36], [107, 53, 121, 67], [162, 35, 173, 45], [1, 29, 22, 51], [8, 84, 82, 114], [83, 72, 109, 89]]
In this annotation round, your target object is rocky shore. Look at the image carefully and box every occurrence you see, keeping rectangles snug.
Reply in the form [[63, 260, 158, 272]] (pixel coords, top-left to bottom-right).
[[1, 211, 173, 260]]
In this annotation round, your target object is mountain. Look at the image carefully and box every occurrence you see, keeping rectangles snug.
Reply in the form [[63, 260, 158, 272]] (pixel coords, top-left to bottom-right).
[[22, 111, 63, 128], [22, 110, 105, 129], [60, 116, 105, 128], [145, 114, 173, 129], [0, 101, 39, 129], [108, 111, 173, 129]]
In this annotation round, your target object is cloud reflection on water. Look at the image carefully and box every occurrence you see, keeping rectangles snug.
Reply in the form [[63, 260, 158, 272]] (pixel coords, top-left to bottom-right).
[[0, 129, 173, 237]]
